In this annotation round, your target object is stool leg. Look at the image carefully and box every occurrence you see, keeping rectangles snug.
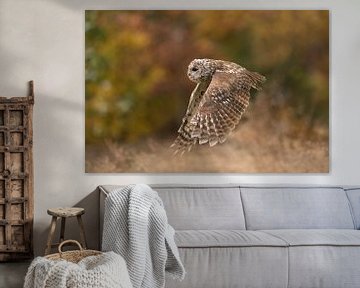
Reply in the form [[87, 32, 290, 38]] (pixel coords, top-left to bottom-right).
[[60, 217, 66, 243], [77, 215, 87, 249], [45, 216, 57, 255]]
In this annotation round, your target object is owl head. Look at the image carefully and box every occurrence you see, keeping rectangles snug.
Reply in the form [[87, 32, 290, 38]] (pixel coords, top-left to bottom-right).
[[187, 59, 216, 83]]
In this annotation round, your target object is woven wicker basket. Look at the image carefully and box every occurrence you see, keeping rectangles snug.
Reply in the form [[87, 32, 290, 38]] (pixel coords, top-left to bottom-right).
[[45, 240, 102, 263]]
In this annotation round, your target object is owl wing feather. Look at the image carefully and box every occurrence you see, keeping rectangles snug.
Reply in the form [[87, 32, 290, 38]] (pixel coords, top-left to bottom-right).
[[172, 68, 265, 154], [171, 81, 211, 153]]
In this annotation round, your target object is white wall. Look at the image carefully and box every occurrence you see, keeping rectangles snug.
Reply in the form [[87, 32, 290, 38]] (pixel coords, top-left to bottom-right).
[[0, 0, 360, 256]]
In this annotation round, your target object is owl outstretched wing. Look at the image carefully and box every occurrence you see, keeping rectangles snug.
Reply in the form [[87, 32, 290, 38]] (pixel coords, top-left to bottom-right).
[[172, 69, 265, 154]]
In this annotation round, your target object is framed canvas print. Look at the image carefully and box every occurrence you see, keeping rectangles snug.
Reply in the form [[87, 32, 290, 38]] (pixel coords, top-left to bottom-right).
[[85, 10, 329, 173]]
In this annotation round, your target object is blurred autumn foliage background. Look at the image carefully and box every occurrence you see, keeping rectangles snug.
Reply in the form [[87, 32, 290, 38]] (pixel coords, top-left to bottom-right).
[[85, 10, 329, 173]]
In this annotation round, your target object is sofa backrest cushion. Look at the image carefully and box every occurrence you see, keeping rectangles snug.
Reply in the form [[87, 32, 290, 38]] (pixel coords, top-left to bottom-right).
[[153, 185, 246, 230], [345, 188, 360, 229], [240, 187, 355, 230]]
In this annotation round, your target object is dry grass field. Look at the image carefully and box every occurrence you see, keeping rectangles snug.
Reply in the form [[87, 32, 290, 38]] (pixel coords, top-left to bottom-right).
[[86, 98, 329, 173], [86, 134, 328, 173]]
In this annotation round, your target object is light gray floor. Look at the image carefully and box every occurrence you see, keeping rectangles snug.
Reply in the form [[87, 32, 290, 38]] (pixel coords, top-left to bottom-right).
[[0, 261, 30, 288]]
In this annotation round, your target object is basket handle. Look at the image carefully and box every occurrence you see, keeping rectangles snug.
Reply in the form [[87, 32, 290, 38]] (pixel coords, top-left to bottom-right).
[[58, 240, 83, 255]]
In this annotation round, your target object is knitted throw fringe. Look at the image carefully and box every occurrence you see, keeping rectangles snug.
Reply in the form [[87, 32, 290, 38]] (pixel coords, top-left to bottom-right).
[[102, 184, 185, 288]]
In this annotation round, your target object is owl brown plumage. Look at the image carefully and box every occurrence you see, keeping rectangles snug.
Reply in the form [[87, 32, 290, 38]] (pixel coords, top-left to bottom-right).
[[171, 58, 266, 154]]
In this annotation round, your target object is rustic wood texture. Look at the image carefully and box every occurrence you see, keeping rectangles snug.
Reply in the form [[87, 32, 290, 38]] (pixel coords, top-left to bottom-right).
[[77, 214, 87, 249], [0, 81, 34, 261], [45, 216, 57, 256], [47, 207, 84, 217], [45, 207, 87, 255]]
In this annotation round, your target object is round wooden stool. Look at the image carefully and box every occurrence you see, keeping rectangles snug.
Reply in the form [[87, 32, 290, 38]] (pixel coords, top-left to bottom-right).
[[45, 207, 88, 255]]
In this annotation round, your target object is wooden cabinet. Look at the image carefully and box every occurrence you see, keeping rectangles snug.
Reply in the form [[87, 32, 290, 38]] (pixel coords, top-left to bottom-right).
[[0, 81, 34, 261]]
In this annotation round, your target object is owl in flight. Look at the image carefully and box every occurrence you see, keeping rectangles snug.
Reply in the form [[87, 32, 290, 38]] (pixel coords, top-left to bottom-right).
[[171, 58, 266, 154]]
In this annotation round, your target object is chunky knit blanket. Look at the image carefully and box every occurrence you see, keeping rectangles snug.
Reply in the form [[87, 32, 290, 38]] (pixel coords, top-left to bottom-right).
[[24, 251, 133, 288], [102, 184, 185, 288]]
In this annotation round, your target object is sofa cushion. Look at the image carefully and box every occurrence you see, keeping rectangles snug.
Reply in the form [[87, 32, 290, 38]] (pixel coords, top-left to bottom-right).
[[100, 185, 246, 230], [287, 246, 360, 288], [240, 187, 355, 230], [261, 229, 360, 246], [175, 230, 288, 248], [261, 230, 360, 288], [165, 246, 288, 288], [154, 186, 246, 230]]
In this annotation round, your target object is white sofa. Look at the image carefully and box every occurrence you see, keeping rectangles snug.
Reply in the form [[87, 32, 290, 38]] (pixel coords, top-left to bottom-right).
[[99, 185, 360, 288]]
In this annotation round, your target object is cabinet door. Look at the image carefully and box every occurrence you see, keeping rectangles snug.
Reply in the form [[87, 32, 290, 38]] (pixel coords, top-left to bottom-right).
[[0, 102, 33, 261]]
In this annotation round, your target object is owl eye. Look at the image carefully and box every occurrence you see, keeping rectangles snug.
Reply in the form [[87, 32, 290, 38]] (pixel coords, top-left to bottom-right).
[[191, 67, 198, 72]]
